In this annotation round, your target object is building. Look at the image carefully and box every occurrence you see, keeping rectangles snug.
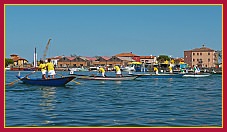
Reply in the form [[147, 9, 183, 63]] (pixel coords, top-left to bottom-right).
[[57, 56, 88, 68], [47, 56, 62, 67], [140, 55, 156, 65], [115, 52, 140, 62], [184, 45, 218, 68], [10, 54, 28, 67], [92, 56, 111, 66]]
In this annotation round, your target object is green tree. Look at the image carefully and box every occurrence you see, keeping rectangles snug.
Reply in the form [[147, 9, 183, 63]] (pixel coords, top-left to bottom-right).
[[5, 58, 14, 67], [157, 55, 170, 63]]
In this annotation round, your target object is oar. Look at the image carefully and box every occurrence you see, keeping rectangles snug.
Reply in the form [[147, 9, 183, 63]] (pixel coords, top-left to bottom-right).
[[6, 71, 36, 86], [57, 73, 80, 85]]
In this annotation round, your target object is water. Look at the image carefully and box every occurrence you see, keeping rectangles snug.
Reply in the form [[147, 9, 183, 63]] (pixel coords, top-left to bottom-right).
[[5, 71, 222, 127]]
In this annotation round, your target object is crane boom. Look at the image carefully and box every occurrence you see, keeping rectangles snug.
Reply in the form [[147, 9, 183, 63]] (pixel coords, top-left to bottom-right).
[[42, 38, 51, 60]]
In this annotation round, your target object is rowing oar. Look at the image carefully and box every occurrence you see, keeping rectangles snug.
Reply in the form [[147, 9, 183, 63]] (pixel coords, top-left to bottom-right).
[[6, 71, 36, 86], [57, 73, 80, 85]]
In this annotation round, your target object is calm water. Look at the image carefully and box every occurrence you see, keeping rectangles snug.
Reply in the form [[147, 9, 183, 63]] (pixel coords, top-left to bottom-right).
[[5, 71, 222, 127]]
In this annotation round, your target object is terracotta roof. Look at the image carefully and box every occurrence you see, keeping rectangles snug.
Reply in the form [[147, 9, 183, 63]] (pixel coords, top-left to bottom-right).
[[117, 57, 135, 61], [186, 45, 215, 52], [51, 56, 63, 59], [101, 56, 111, 60], [85, 57, 97, 61], [66, 57, 76, 61], [12, 57, 27, 62], [115, 52, 138, 57], [140, 56, 156, 59], [10, 54, 18, 56]]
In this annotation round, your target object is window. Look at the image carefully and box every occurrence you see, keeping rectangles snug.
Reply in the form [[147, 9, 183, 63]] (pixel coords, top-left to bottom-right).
[[200, 53, 202, 55], [197, 53, 199, 55], [193, 53, 195, 55], [193, 59, 195, 62], [208, 52, 210, 55], [208, 58, 210, 62]]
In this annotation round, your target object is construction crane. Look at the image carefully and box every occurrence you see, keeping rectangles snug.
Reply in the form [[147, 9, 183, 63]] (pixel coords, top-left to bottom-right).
[[42, 38, 51, 61]]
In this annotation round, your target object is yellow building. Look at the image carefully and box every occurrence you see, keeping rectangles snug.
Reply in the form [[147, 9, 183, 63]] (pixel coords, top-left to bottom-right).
[[10, 54, 28, 67]]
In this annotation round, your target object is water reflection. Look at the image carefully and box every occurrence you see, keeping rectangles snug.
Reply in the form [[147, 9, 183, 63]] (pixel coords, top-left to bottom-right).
[[39, 87, 57, 125]]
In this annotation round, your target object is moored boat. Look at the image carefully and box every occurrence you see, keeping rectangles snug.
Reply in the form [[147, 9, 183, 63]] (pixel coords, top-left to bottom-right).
[[16, 75, 76, 86], [130, 73, 184, 78], [75, 75, 138, 81], [182, 73, 211, 78]]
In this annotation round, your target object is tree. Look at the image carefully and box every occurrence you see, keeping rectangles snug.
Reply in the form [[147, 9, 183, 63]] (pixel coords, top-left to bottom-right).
[[157, 55, 170, 63], [5, 58, 14, 67]]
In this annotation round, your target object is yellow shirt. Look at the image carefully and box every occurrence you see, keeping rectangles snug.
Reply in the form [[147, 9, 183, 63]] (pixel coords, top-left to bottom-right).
[[154, 67, 158, 71], [114, 66, 120, 72], [99, 67, 105, 73], [46, 62, 54, 71], [38, 64, 46, 72], [168, 66, 172, 71]]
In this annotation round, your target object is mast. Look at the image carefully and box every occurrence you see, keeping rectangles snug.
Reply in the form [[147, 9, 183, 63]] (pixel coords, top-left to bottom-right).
[[33, 47, 37, 67]]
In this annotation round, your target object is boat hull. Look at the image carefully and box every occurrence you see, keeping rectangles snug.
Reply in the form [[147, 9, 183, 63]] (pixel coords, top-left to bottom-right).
[[182, 74, 211, 78], [16, 76, 76, 86], [131, 73, 184, 78], [75, 75, 138, 81]]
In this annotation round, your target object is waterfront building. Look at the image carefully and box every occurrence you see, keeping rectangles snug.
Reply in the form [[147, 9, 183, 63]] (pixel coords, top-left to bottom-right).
[[47, 56, 62, 67], [92, 56, 111, 66], [57, 56, 87, 68], [140, 55, 157, 65], [10, 54, 28, 67], [184, 45, 218, 68], [115, 52, 140, 62]]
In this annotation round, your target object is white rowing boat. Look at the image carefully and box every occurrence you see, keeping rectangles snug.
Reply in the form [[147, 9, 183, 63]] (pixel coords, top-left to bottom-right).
[[182, 73, 211, 78]]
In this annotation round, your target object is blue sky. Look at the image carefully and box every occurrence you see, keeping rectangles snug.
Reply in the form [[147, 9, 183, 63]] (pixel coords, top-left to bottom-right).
[[5, 5, 222, 62]]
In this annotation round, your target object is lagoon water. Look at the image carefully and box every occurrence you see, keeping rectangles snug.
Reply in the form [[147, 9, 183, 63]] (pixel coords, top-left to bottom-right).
[[5, 71, 222, 127]]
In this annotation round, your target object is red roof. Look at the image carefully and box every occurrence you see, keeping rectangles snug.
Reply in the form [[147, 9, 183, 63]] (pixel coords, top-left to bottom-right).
[[85, 57, 97, 61], [10, 54, 18, 56], [12, 57, 27, 62], [186, 45, 215, 52], [66, 57, 75, 61], [140, 56, 155, 59], [115, 52, 138, 57], [50, 56, 63, 59], [101, 56, 111, 60]]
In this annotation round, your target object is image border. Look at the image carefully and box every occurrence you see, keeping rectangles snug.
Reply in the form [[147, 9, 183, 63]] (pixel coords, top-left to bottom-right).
[[2, 0, 224, 131]]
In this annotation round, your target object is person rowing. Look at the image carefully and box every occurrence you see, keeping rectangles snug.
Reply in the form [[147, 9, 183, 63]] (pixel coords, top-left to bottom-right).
[[46, 58, 56, 79], [114, 65, 122, 77], [38, 60, 47, 79], [193, 65, 200, 74], [154, 67, 159, 75], [168, 65, 173, 74], [98, 66, 106, 77]]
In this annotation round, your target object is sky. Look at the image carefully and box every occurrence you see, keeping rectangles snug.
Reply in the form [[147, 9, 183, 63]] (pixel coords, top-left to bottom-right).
[[5, 5, 222, 62]]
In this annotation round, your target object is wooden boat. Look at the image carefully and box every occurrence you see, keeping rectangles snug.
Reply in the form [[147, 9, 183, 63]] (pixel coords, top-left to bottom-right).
[[130, 73, 184, 78], [75, 75, 138, 81], [182, 73, 211, 78], [16, 75, 76, 86]]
